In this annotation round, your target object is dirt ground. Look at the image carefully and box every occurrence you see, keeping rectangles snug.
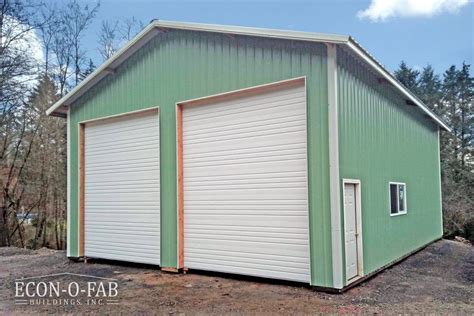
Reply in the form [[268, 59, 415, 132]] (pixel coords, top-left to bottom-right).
[[0, 239, 472, 314]]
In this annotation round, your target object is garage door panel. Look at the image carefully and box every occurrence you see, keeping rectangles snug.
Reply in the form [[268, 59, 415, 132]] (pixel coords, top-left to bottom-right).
[[184, 113, 306, 140], [185, 239, 308, 258], [187, 262, 308, 282], [86, 127, 158, 145], [86, 225, 159, 234], [184, 127, 305, 148], [183, 154, 307, 169], [84, 248, 160, 263], [85, 143, 160, 158], [185, 227, 307, 239], [187, 257, 309, 274], [185, 215, 308, 227], [184, 124, 305, 146], [85, 236, 160, 245], [184, 102, 305, 127], [84, 110, 160, 265], [183, 82, 310, 282], [86, 222, 159, 230], [184, 132, 307, 155], [184, 114, 306, 140], [185, 233, 308, 246], [86, 149, 159, 163], [86, 191, 159, 201], [85, 159, 159, 172], [86, 115, 157, 134], [86, 170, 159, 183], [185, 190, 307, 201], [185, 162, 305, 179], [184, 88, 305, 120], [184, 147, 305, 164], [187, 249, 308, 267], [184, 182, 306, 191]]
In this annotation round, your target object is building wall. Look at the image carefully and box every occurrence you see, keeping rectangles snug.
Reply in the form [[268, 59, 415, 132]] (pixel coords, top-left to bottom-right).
[[68, 30, 334, 287], [337, 47, 443, 282]]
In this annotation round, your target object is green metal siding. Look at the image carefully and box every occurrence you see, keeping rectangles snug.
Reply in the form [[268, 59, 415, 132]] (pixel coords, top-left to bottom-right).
[[68, 30, 333, 287], [337, 47, 443, 282]]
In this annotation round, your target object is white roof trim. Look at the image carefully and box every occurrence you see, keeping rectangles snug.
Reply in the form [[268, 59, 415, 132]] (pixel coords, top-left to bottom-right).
[[46, 20, 450, 131]]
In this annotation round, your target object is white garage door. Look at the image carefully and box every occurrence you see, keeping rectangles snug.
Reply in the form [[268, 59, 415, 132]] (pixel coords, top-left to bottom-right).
[[183, 81, 310, 283], [84, 109, 160, 265]]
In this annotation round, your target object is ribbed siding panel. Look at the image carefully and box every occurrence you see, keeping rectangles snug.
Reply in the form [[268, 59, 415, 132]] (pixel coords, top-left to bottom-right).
[[70, 30, 332, 287], [183, 84, 310, 283], [84, 110, 160, 265], [337, 47, 442, 281]]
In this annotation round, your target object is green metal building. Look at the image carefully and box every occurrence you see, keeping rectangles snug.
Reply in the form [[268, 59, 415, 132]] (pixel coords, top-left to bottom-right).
[[47, 20, 449, 290]]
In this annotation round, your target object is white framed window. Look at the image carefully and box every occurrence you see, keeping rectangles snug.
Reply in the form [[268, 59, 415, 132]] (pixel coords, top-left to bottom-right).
[[389, 182, 407, 216]]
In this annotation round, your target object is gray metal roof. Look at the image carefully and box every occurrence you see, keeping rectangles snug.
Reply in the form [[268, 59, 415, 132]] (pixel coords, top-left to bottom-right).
[[46, 20, 450, 131]]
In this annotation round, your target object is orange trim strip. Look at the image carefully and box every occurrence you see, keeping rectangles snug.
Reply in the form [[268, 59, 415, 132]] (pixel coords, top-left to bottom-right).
[[79, 124, 85, 257], [177, 105, 184, 268]]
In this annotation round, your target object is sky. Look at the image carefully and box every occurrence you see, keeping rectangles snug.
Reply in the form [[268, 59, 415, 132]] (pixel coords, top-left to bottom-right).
[[57, 0, 474, 74]]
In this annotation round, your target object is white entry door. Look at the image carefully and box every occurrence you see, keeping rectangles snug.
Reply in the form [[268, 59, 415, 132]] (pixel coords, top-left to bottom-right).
[[84, 109, 160, 265], [344, 183, 359, 281], [182, 80, 310, 283]]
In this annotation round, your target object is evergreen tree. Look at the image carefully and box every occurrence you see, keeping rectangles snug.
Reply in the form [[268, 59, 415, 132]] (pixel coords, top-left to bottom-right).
[[394, 61, 420, 95], [418, 65, 442, 112], [439, 64, 474, 239], [456, 63, 474, 166], [394, 61, 474, 240], [79, 59, 96, 82]]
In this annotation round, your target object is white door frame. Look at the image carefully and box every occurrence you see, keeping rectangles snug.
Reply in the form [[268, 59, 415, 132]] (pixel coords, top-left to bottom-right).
[[342, 178, 364, 284]]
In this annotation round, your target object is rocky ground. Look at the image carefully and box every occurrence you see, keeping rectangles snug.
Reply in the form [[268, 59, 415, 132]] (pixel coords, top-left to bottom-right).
[[0, 239, 472, 314]]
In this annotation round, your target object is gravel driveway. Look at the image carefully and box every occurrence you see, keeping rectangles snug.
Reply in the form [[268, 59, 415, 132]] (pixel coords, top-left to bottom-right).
[[0, 239, 472, 314]]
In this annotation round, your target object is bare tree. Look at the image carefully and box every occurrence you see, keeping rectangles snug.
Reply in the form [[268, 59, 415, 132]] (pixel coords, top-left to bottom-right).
[[50, 21, 73, 96], [119, 16, 144, 41], [62, 0, 100, 86], [97, 17, 144, 62], [98, 20, 119, 60], [38, 3, 59, 75], [0, 0, 48, 246]]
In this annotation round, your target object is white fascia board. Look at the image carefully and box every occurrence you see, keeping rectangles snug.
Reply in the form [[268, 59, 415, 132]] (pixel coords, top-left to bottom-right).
[[346, 40, 451, 132]]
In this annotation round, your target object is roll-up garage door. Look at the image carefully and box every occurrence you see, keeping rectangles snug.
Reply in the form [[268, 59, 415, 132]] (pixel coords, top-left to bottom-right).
[[183, 80, 310, 283], [84, 109, 160, 265]]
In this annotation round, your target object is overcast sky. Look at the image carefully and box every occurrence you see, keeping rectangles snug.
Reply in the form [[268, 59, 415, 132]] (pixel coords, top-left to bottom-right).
[[54, 0, 474, 74]]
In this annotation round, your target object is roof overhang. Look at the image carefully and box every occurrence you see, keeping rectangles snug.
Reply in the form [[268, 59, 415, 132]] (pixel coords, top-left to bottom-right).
[[46, 20, 450, 132]]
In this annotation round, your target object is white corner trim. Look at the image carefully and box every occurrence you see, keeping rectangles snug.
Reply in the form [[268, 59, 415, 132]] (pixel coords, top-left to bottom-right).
[[326, 43, 343, 289], [66, 109, 71, 257], [437, 128, 443, 234]]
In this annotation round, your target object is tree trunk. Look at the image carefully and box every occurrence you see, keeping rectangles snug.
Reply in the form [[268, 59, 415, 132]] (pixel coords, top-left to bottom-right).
[[0, 207, 7, 247]]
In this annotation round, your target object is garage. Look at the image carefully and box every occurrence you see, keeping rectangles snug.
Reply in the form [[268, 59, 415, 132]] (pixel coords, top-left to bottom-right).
[[48, 21, 448, 289], [83, 109, 161, 265], [180, 79, 310, 282]]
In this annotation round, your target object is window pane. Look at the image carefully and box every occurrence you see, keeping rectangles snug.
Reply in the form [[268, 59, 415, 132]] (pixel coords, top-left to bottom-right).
[[390, 184, 398, 214], [398, 184, 405, 212]]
